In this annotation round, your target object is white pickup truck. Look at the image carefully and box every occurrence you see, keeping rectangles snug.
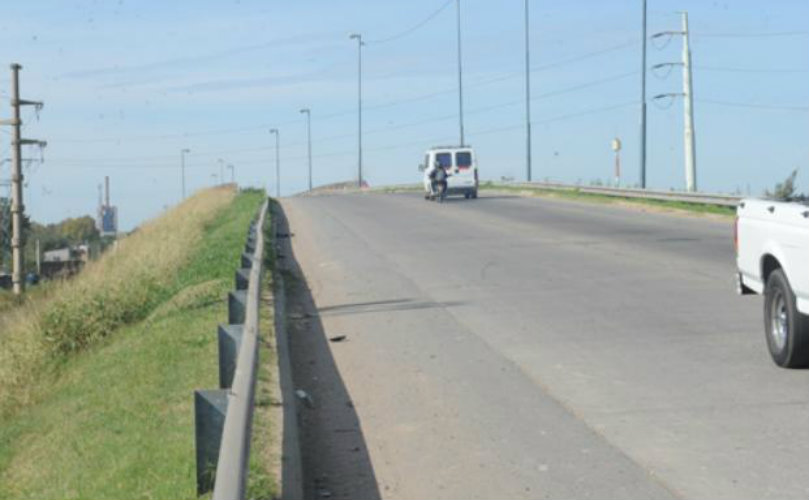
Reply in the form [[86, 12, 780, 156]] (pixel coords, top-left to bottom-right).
[[736, 198, 809, 368]]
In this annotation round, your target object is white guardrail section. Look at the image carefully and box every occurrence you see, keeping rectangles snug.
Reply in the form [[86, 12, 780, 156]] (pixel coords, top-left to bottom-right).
[[509, 182, 743, 207], [212, 199, 269, 500]]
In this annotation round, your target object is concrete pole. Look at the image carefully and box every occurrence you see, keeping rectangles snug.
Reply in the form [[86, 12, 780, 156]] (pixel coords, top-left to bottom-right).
[[349, 33, 363, 188], [181, 148, 190, 199], [639, 0, 647, 189], [299, 109, 312, 191], [524, 0, 532, 182], [270, 129, 280, 198], [456, 0, 465, 146], [35, 238, 40, 275], [9, 64, 23, 295], [681, 11, 697, 192]]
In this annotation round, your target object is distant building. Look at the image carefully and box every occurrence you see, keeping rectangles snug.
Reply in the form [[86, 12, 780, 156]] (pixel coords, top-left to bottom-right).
[[41, 245, 89, 279], [96, 176, 118, 237]]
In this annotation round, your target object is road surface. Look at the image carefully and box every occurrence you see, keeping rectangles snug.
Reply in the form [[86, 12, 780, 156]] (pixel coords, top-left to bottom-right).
[[279, 192, 808, 500]]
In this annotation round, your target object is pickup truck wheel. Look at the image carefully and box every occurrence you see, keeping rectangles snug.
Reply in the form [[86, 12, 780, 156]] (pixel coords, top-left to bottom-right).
[[764, 269, 809, 368]]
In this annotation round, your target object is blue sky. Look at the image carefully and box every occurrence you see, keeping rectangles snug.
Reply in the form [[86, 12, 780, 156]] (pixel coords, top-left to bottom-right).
[[0, 0, 807, 229]]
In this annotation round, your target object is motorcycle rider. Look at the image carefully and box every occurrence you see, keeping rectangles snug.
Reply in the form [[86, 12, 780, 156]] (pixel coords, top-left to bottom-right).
[[427, 160, 449, 198]]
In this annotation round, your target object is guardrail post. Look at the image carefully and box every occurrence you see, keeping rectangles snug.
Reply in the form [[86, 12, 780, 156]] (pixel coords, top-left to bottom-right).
[[235, 268, 251, 290], [228, 290, 247, 324], [194, 389, 229, 495], [217, 325, 244, 389]]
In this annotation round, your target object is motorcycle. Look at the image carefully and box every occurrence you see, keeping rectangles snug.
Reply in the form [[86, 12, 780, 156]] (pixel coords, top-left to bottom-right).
[[428, 167, 449, 203]]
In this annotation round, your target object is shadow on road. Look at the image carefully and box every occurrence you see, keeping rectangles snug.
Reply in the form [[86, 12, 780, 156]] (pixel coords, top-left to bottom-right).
[[274, 206, 382, 500], [318, 298, 464, 317]]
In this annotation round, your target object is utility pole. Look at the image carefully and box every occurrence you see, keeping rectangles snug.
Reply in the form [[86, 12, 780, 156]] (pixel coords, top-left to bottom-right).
[[0, 64, 45, 296], [652, 11, 698, 192], [299, 108, 312, 191], [681, 11, 697, 192], [180, 148, 190, 199], [456, 0, 465, 146], [35, 238, 40, 276], [269, 129, 280, 198], [227, 164, 235, 184], [639, 0, 647, 189], [349, 33, 363, 188], [524, 0, 532, 182], [217, 158, 225, 186], [612, 137, 622, 187]]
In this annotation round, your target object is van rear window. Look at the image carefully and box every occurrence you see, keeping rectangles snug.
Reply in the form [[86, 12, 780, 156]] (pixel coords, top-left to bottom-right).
[[456, 152, 472, 167], [436, 153, 452, 168]]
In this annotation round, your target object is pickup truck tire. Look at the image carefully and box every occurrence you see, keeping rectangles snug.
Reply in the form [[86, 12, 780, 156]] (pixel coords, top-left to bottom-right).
[[764, 269, 809, 368]]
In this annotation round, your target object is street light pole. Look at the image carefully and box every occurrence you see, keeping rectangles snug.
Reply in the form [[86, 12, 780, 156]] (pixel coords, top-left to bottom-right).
[[227, 164, 235, 184], [299, 108, 312, 191], [270, 129, 280, 198], [456, 0, 465, 146], [524, 0, 532, 182], [217, 158, 225, 186], [180, 148, 190, 199], [639, 0, 648, 189], [349, 33, 364, 187]]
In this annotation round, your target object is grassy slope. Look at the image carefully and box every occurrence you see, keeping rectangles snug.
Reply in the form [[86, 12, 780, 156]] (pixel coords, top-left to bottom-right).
[[0, 189, 268, 499]]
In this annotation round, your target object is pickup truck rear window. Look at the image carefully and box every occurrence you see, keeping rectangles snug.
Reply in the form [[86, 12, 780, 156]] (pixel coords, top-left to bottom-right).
[[436, 153, 452, 168], [456, 152, 472, 168]]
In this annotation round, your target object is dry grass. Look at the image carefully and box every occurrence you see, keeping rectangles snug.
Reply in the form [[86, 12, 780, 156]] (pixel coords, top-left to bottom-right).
[[0, 186, 236, 417]]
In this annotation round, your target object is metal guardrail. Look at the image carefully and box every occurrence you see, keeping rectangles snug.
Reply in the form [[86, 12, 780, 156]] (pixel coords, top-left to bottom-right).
[[372, 181, 743, 207], [508, 182, 743, 207], [193, 199, 269, 499]]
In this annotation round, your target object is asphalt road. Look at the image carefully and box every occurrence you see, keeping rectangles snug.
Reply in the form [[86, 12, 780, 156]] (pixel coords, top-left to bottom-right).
[[280, 192, 808, 500]]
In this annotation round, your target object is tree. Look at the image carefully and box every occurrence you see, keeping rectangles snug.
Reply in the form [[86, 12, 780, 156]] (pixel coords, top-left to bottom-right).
[[59, 216, 99, 243], [765, 170, 805, 201]]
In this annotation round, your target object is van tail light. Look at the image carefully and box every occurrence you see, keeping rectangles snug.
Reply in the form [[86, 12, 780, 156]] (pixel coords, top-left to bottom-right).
[[734, 216, 739, 255]]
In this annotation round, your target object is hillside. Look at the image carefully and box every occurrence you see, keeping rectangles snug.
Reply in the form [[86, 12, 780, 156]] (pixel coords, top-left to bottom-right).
[[0, 186, 267, 499]]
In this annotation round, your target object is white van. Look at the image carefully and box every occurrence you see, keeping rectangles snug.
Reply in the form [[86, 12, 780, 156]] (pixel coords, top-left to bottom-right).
[[419, 146, 479, 199]]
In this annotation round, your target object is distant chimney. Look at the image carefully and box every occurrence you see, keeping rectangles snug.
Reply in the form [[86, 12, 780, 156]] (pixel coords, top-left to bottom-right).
[[104, 176, 110, 207]]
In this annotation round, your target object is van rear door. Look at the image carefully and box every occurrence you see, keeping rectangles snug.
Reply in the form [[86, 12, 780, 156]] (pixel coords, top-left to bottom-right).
[[448, 150, 476, 189]]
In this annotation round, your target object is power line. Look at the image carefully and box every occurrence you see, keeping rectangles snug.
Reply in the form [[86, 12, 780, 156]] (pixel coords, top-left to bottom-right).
[[696, 98, 809, 112], [366, 0, 454, 45], [51, 99, 640, 171], [51, 41, 639, 145], [51, 70, 639, 167], [694, 65, 809, 74], [693, 30, 809, 39]]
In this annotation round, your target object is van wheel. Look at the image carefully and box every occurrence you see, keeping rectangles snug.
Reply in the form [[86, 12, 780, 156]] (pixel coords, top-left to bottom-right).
[[764, 269, 809, 368], [464, 193, 470, 199], [471, 190, 478, 199]]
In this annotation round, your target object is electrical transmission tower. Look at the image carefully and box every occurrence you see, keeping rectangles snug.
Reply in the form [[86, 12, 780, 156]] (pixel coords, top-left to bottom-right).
[[652, 11, 697, 192]]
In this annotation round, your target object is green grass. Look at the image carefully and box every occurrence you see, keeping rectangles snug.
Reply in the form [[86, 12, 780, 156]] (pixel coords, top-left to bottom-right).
[[0, 189, 272, 499], [479, 182, 736, 217]]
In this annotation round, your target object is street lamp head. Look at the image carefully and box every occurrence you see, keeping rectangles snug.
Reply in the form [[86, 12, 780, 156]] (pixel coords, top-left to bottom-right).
[[299, 108, 310, 115], [269, 128, 278, 134], [349, 33, 361, 40], [182, 148, 191, 153]]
